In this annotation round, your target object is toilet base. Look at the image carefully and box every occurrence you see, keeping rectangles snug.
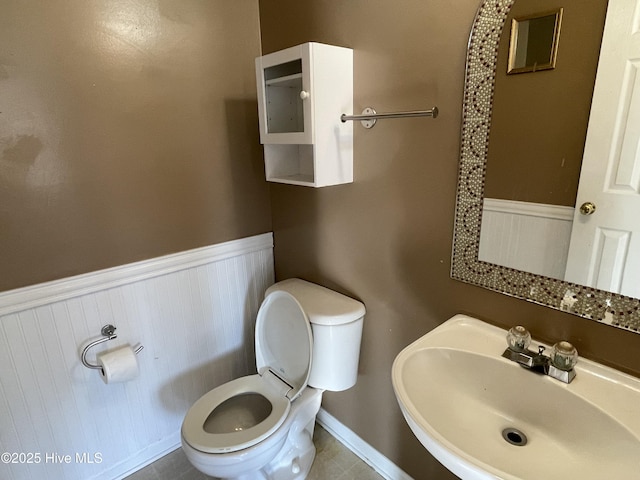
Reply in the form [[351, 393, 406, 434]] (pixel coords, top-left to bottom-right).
[[182, 387, 323, 480], [261, 417, 316, 480]]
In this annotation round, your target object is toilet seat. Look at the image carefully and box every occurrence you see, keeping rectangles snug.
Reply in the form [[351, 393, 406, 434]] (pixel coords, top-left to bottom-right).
[[182, 290, 314, 455], [181, 374, 290, 453]]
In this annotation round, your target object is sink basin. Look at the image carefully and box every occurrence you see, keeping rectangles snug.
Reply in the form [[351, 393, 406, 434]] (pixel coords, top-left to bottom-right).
[[392, 315, 640, 480]]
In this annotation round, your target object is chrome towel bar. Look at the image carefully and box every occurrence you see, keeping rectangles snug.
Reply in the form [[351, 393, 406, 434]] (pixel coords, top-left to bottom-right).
[[340, 106, 438, 129]]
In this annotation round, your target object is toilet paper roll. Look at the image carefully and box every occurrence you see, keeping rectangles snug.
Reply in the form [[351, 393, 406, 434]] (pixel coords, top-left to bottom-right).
[[97, 345, 139, 384]]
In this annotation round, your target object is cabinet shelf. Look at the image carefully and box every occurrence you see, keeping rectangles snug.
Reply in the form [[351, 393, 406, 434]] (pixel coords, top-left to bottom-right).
[[268, 173, 315, 186], [265, 73, 303, 88]]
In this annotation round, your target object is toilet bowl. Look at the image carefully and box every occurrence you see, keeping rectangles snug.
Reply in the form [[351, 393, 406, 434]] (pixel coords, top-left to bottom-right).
[[180, 278, 365, 480], [181, 386, 322, 479]]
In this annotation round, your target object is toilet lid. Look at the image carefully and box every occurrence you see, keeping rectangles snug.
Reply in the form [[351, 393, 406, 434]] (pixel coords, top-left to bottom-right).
[[255, 290, 313, 401]]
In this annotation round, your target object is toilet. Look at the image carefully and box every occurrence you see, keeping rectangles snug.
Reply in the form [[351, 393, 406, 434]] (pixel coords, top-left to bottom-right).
[[181, 278, 366, 480]]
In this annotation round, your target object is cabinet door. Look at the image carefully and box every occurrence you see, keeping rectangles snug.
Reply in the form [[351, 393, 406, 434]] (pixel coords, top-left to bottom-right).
[[256, 44, 313, 144]]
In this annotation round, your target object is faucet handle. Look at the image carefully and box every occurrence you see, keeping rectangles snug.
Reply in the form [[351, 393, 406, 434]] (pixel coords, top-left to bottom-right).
[[551, 341, 578, 371], [507, 326, 531, 352]]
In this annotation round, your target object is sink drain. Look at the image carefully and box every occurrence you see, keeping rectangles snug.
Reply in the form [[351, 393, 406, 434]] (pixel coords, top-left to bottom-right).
[[502, 427, 528, 446]]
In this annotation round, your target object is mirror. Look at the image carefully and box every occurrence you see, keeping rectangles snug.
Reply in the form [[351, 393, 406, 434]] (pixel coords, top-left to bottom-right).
[[452, 0, 640, 333], [508, 9, 563, 74]]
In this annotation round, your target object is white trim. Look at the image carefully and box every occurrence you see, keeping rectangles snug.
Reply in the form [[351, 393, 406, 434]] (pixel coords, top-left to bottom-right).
[[104, 436, 181, 480], [483, 198, 574, 221], [0, 232, 274, 316], [316, 408, 413, 480]]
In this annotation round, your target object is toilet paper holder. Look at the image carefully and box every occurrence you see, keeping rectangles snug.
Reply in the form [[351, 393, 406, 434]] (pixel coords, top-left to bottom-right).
[[80, 324, 144, 370]]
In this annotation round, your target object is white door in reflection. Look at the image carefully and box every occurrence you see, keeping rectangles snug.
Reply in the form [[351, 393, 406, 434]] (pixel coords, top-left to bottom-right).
[[565, 0, 640, 297]]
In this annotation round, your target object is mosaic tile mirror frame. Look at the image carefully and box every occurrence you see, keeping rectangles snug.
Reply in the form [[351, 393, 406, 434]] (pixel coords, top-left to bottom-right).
[[451, 0, 640, 333]]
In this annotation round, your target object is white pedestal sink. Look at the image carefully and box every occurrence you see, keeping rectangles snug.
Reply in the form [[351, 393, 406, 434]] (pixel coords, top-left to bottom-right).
[[392, 314, 640, 480]]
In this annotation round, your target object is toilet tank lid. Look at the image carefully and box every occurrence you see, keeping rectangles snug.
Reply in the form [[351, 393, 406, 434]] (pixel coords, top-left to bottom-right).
[[265, 279, 365, 326]]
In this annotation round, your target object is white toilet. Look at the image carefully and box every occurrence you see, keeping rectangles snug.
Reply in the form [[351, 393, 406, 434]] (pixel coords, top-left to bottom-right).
[[181, 278, 366, 480]]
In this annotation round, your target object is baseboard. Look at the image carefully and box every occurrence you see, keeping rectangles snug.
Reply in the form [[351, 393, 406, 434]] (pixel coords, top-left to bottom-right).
[[108, 410, 411, 480], [98, 435, 181, 480], [316, 408, 413, 480]]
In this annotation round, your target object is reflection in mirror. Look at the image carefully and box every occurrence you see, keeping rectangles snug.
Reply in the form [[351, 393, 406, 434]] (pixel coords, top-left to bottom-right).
[[452, 0, 640, 333], [480, 0, 605, 283], [508, 9, 563, 74]]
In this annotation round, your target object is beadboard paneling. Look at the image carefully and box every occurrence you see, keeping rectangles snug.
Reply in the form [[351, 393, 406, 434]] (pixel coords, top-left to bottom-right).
[[479, 198, 573, 279], [0, 233, 274, 480]]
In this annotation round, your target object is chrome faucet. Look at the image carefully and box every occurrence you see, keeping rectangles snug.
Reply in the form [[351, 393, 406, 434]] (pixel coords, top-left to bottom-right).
[[501, 326, 577, 383]]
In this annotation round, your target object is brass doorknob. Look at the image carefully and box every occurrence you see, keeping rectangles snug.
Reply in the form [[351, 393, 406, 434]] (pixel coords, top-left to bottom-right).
[[579, 202, 596, 215]]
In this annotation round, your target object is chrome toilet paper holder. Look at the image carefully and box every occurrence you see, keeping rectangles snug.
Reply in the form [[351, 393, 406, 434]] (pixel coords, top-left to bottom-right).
[[80, 324, 143, 370]]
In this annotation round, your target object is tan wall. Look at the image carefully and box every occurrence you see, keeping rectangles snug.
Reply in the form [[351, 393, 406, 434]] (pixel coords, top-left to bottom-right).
[[259, 1, 640, 478], [0, 0, 270, 292], [485, 0, 607, 206]]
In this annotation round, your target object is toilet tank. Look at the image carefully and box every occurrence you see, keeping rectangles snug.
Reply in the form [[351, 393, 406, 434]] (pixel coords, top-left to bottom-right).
[[266, 278, 365, 391]]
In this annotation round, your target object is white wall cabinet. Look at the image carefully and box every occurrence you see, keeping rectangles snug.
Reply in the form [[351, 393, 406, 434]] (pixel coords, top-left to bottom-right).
[[255, 42, 353, 187]]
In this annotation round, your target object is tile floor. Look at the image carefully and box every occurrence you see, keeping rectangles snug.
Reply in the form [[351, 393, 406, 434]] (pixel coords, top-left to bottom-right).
[[124, 424, 384, 480]]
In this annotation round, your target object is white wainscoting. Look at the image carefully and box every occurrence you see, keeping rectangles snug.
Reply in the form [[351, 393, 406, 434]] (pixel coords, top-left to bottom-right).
[[479, 198, 574, 279], [0, 233, 274, 480]]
